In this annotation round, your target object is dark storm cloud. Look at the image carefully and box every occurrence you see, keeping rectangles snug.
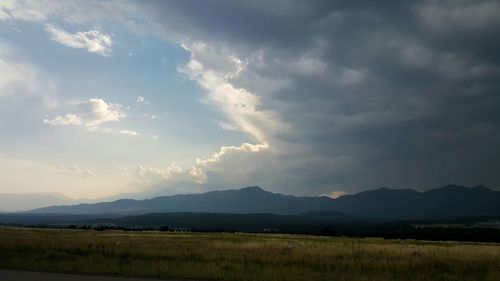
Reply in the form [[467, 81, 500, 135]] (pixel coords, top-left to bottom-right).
[[143, 0, 500, 193]]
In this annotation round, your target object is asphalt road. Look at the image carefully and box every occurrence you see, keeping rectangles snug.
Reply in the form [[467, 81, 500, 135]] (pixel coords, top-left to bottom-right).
[[0, 270, 192, 281]]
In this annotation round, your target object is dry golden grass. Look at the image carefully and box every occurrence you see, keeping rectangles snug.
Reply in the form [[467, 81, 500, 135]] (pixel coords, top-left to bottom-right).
[[0, 228, 499, 281]]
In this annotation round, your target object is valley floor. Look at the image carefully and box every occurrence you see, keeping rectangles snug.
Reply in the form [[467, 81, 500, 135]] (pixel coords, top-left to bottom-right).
[[1, 228, 499, 281]]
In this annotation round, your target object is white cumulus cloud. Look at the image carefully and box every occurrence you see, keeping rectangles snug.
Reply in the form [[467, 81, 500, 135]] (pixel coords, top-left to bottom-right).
[[44, 98, 125, 131], [196, 143, 269, 166], [188, 166, 207, 184], [122, 163, 184, 185], [136, 95, 148, 105], [44, 24, 113, 56], [119, 129, 139, 137], [59, 164, 95, 178]]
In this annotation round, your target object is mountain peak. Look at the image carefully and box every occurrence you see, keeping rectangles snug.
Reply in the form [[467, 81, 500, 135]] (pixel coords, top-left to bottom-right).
[[239, 186, 266, 192], [430, 184, 468, 192]]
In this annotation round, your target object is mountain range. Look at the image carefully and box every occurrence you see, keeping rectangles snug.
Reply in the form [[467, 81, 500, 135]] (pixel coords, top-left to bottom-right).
[[30, 184, 500, 220]]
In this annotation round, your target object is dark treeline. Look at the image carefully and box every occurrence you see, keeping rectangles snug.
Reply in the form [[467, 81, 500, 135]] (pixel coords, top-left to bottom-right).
[[2, 221, 500, 243]]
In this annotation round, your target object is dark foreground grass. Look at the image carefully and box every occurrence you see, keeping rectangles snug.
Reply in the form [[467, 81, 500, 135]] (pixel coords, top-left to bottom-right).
[[0, 228, 499, 281]]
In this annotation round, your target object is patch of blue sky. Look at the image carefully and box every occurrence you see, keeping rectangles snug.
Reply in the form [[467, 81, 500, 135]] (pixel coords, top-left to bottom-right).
[[0, 19, 251, 167]]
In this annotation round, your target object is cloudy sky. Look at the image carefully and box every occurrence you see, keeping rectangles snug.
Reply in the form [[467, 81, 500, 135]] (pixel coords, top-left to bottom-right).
[[1, 0, 499, 200]]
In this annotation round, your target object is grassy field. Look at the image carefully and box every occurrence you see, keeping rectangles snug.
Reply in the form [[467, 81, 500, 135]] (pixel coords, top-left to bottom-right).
[[0, 228, 499, 281]]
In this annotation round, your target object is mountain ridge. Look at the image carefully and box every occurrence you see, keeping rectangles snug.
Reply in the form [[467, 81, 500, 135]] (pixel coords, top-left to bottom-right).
[[29, 184, 500, 220], [31, 185, 335, 215]]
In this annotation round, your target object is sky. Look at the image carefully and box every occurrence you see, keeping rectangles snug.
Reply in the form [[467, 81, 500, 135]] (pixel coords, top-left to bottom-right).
[[1, 0, 499, 201]]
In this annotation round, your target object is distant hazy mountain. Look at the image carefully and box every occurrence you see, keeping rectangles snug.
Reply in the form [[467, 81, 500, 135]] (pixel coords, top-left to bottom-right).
[[32, 186, 337, 215], [0, 193, 74, 212], [31, 185, 500, 219]]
